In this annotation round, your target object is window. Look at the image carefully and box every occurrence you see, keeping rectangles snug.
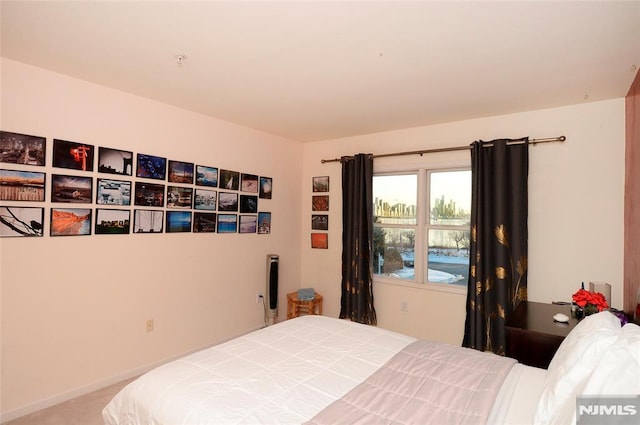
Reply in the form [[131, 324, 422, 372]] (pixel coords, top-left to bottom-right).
[[373, 168, 471, 288]]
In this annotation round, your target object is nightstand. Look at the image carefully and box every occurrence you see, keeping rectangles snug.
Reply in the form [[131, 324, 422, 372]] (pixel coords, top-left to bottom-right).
[[505, 301, 578, 369]]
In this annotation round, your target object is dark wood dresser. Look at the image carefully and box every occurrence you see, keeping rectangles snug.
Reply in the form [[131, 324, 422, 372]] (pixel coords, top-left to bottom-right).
[[505, 301, 578, 369]]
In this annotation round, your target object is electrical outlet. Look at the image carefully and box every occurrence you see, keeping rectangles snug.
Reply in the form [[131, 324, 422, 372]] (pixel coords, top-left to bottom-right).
[[400, 300, 409, 312], [256, 291, 264, 303], [146, 319, 154, 332]]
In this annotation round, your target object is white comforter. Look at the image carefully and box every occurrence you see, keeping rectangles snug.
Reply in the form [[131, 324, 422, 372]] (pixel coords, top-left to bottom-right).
[[103, 316, 415, 425], [103, 315, 545, 425]]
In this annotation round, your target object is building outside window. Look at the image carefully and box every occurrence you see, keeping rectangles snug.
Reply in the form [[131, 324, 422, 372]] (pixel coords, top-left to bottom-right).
[[373, 168, 471, 289]]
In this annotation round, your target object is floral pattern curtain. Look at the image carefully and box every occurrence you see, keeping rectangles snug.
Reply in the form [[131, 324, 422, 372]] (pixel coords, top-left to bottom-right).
[[463, 138, 529, 354], [339, 153, 377, 325]]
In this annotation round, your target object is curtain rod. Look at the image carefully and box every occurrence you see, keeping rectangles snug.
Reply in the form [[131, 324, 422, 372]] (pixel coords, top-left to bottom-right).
[[320, 135, 566, 164]]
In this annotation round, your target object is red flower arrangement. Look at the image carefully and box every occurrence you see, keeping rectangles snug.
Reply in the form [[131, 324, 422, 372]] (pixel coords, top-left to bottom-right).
[[572, 288, 609, 316]]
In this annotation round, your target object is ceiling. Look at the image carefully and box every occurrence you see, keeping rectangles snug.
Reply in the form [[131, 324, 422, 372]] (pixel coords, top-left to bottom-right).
[[2, 1, 639, 142]]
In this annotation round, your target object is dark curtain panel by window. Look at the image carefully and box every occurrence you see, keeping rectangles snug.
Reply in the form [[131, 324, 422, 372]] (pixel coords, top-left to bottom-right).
[[463, 138, 529, 354], [340, 153, 377, 325]]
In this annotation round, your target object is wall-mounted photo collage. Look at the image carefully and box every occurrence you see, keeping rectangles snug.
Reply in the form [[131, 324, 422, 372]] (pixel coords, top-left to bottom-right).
[[311, 176, 329, 249], [0, 130, 273, 237]]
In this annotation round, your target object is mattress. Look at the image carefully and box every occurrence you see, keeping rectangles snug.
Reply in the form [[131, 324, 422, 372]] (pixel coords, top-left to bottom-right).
[[103, 315, 544, 425]]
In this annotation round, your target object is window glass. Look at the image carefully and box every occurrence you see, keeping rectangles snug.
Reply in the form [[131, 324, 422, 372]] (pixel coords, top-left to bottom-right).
[[373, 174, 417, 225], [427, 229, 469, 285], [430, 170, 471, 225], [373, 227, 416, 279], [373, 168, 470, 288]]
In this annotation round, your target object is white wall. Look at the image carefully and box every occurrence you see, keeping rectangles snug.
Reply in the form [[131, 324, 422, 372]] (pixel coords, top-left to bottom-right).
[[301, 99, 625, 345], [0, 59, 303, 420]]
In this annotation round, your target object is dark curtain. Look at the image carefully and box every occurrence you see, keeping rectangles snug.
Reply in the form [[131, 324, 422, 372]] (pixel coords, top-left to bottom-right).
[[340, 153, 377, 325], [463, 138, 529, 354]]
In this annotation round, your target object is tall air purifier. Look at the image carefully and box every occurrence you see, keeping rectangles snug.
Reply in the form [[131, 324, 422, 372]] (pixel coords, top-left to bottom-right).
[[266, 254, 279, 326]]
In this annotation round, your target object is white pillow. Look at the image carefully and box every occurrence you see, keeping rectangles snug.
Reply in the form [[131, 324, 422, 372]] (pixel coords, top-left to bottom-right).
[[564, 322, 640, 425], [534, 311, 622, 425]]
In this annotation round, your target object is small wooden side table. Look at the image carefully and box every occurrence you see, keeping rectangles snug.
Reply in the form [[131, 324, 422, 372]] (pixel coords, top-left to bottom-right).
[[287, 291, 323, 319]]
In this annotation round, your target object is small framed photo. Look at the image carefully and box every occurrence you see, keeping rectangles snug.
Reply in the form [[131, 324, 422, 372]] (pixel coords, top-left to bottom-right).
[[219, 169, 239, 190], [193, 212, 217, 233], [240, 173, 258, 193], [195, 165, 218, 187], [0, 169, 46, 201], [95, 208, 130, 235], [133, 209, 164, 234], [51, 174, 92, 203], [53, 139, 94, 171], [98, 147, 133, 176], [134, 182, 164, 207], [313, 176, 329, 192], [166, 185, 193, 209], [136, 153, 166, 180], [311, 214, 328, 230], [168, 160, 194, 184], [240, 194, 258, 213], [257, 212, 271, 234], [0, 206, 44, 237], [217, 214, 237, 233], [312, 195, 329, 211], [239, 215, 257, 233], [218, 192, 238, 211], [166, 211, 192, 233], [0, 131, 46, 166], [194, 188, 217, 210], [50, 207, 92, 236], [259, 176, 272, 199], [311, 233, 328, 249], [96, 178, 131, 205]]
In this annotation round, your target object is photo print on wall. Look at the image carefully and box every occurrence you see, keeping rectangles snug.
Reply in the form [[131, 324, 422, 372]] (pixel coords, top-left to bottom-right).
[[134, 182, 164, 207], [96, 178, 131, 206], [312, 176, 329, 192], [166, 211, 192, 233], [217, 214, 237, 233], [50, 207, 92, 236], [195, 165, 218, 187], [168, 160, 194, 184], [218, 192, 238, 212], [0, 169, 46, 201], [133, 209, 163, 234], [193, 212, 217, 233], [194, 188, 217, 210], [51, 174, 92, 203], [219, 169, 239, 190], [95, 208, 130, 235], [259, 176, 272, 199], [0, 131, 46, 166], [97, 147, 133, 176], [240, 173, 258, 193], [136, 153, 166, 180], [166, 186, 193, 209], [53, 139, 94, 171], [257, 212, 271, 234], [239, 215, 257, 234], [0, 206, 44, 237]]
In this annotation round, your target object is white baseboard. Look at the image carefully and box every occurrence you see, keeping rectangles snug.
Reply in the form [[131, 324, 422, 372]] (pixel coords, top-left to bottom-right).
[[0, 328, 260, 424]]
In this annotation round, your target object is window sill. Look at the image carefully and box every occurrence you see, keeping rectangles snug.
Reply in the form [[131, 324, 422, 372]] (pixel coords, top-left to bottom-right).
[[374, 277, 467, 296]]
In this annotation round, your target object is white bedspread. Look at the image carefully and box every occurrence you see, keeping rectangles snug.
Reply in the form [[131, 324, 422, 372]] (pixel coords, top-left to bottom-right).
[[103, 315, 545, 425], [103, 315, 416, 425]]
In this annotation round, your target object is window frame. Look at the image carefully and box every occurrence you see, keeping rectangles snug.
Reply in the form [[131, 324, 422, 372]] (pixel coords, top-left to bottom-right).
[[372, 160, 470, 295]]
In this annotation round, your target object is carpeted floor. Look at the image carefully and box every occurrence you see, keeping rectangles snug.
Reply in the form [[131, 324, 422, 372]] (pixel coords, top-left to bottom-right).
[[4, 377, 135, 425]]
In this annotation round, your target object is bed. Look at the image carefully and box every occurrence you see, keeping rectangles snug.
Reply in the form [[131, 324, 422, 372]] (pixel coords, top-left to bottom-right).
[[103, 312, 639, 425]]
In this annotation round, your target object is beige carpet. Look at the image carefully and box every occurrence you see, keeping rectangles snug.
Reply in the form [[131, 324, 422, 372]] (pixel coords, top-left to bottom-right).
[[4, 377, 135, 425]]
